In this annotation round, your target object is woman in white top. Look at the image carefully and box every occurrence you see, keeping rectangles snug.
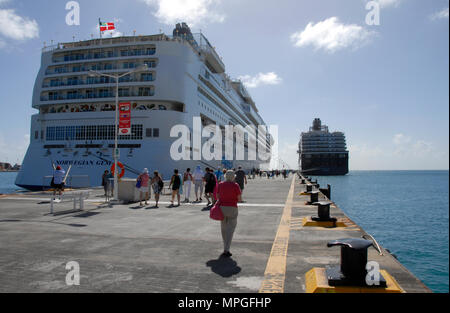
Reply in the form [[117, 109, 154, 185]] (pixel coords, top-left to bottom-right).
[[183, 168, 193, 202], [193, 165, 204, 202]]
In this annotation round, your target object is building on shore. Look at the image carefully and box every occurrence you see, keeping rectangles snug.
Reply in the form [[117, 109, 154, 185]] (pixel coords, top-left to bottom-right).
[[0, 163, 21, 171]]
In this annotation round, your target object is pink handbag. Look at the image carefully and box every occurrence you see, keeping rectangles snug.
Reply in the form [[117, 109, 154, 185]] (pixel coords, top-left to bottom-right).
[[210, 201, 224, 221]]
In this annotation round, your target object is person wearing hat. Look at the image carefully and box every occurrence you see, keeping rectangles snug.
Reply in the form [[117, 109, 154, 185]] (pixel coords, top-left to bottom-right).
[[137, 168, 150, 206], [52, 165, 66, 200]]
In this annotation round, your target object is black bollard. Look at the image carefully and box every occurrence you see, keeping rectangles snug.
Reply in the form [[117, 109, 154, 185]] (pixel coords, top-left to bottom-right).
[[326, 238, 387, 287], [309, 191, 319, 203]]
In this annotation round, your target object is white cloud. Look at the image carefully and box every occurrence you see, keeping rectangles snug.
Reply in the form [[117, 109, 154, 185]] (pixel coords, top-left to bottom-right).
[[238, 72, 282, 88], [290, 17, 376, 53], [140, 0, 225, 27], [393, 133, 411, 145], [0, 8, 39, 41], [392, 133, 437, 158], [430, 7, 449, 20]]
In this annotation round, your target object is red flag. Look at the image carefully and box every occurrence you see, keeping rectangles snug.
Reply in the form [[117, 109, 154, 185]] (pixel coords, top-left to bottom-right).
[[100, 22, 115, 32]]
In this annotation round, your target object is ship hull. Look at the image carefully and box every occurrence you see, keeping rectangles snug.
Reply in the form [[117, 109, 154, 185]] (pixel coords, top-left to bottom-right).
[[300, 154, 348, 176]]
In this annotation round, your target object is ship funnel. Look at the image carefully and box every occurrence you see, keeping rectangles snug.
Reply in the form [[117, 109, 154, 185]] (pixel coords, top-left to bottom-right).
[[312, 118, 322, 131]]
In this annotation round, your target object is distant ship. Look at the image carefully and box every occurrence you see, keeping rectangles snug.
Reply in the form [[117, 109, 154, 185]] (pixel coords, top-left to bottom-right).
[[15, 23, 271, 190], [298, 118, 348, 175]]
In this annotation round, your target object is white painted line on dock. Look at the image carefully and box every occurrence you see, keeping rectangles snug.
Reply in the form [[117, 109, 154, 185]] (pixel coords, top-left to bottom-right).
[[1, 197, 284, 207]]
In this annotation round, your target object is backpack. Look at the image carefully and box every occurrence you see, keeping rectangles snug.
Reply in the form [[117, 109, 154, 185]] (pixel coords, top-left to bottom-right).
[[158, 178, 164, 189]]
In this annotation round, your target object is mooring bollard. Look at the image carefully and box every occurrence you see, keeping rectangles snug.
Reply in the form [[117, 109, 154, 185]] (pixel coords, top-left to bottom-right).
[[309, 190, 319, 204], [326, 238, 387, 287], [318, 202, 331, 219], [306, 184, 313, 192]]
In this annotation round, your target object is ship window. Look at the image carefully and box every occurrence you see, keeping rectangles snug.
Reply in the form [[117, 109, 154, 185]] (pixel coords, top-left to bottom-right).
[[141, 73, 154, 81], [34, 131, 39, 140], [146, 128, 153, 137], [55, 127, 65, 140], [86, 126, 97, 140], [146, 48, 156, 55], [119, 75, 131, 83], [118, 88, 130, 97], [158, 105, 166, 110], [153, 128, 159, 138], [139, 87, 154, 97], [66, 126, 76, 140], [75, 126, 86, 140], [144, 60, 156, 68]]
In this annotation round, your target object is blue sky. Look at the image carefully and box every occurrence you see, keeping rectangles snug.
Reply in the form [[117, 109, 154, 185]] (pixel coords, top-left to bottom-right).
[[0, 0, 448, 169]]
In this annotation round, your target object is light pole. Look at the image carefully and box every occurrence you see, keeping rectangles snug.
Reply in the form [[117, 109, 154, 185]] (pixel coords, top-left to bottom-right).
[[89, 64, 149, 202]]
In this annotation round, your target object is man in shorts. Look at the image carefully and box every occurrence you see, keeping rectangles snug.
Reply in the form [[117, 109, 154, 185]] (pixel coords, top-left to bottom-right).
[[52, 166, 66, 201]]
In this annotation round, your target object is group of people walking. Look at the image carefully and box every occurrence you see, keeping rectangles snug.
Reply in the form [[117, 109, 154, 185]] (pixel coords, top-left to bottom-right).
[[135, 169, 164, 207], [103, 165, 248, 258], [135, 165, 247, 208]]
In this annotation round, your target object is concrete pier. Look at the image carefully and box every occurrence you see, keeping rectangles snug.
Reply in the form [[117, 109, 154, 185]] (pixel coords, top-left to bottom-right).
[[0, 175, 430, 293]]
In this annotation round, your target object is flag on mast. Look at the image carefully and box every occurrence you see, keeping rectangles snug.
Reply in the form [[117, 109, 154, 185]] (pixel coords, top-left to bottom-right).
[[99, 19, 115, 32]]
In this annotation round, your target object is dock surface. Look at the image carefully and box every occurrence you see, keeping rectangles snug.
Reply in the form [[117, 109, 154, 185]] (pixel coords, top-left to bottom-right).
[[0, 175, 430, 293]]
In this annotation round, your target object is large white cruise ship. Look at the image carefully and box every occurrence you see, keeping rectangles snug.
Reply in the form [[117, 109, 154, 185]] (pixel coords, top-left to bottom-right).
[[16, 23, 271, 190]]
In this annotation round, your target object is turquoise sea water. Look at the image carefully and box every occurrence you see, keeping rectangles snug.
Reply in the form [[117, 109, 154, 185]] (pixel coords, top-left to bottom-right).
[[308, 170, 449, 293], [1, 171, 449, 292], [0, 172, 25, 194]]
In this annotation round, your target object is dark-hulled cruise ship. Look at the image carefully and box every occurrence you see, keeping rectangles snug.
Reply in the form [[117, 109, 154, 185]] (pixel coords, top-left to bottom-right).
[[298, 118, 348, 175]]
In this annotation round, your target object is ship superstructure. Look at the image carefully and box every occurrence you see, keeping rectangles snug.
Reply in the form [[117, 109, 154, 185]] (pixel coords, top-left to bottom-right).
[[16, 23, 271, 190], [298, 118, 348, 175]]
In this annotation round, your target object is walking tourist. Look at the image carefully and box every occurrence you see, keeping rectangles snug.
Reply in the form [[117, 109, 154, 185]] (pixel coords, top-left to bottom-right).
[[183, 168, 193, 202], [151, 171, 163, 208], [235, 166, 247, 202], [193, 165, 204, 202], [216, 170, 242, 258], [137, 168, 150, 207], [169, 169, 182, 206], [52, 165, 66, 201]]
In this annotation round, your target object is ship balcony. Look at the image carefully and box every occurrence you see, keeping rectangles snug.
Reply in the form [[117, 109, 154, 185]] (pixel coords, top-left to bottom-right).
[[39, 90, 155, 103], [201, 45, 225, 74], [51, 48, 156, 64], [45, 61, 157, 77], [198, 76, 250, 126], [42, 76, 155, 90]]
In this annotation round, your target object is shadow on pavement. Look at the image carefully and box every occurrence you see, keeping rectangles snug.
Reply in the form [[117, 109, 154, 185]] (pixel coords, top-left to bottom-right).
[[206, 256, 241, 278]]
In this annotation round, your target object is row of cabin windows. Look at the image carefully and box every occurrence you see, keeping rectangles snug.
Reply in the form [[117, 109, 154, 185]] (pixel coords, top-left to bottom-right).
[[49, 60, 157, 74], [59, 48, 156, 62], [47, 73, 154, 87], [46, 87, 154, 100], [45, 125, 144, 141], [43, 125, 160, 141]]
